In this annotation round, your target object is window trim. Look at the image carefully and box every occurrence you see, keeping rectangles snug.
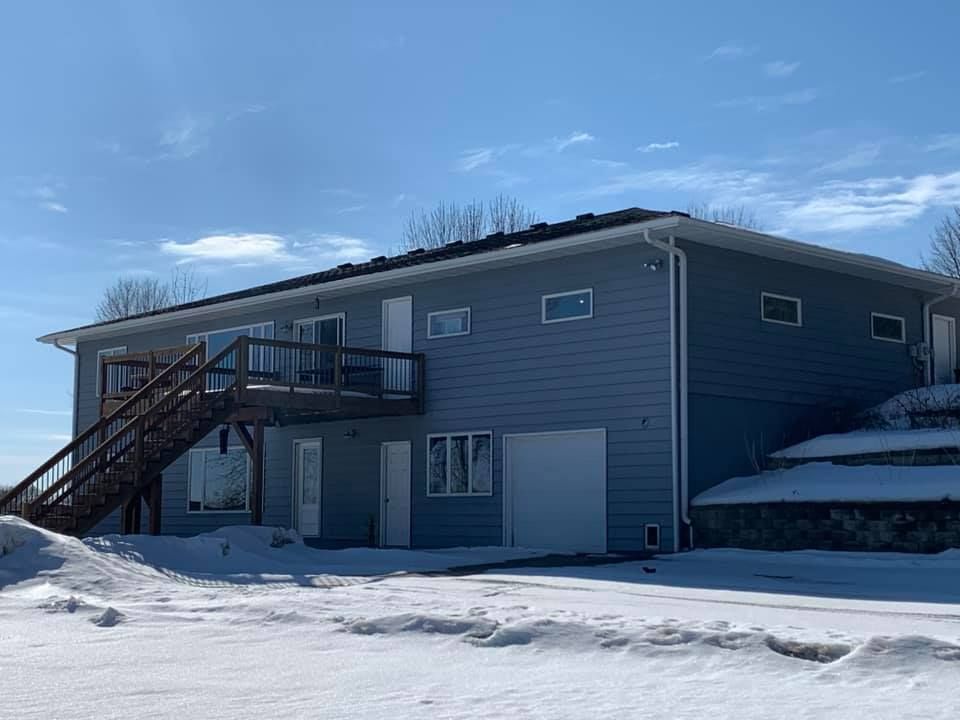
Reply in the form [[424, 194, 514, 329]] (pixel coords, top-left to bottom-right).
[[186, 320, 275, 347], [96, 346, 127, 397], [760, 292, 803, 327], [186, 446, 252, 514], [426, 430, 493, 497], [541, 288, 594, 324], [426, 307, 472, 339], [292, 312, 346, 345], [870, 312, 906, 344]]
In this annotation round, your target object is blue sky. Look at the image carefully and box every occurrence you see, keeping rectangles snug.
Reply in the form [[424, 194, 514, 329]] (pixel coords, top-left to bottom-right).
[[2, 0, 959, 479]]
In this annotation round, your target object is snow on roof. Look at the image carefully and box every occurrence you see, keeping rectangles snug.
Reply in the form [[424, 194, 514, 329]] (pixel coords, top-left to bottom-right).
[[692, 463, 960, 507], [860, 384, 960, 430], [771, 428, 960, 459]]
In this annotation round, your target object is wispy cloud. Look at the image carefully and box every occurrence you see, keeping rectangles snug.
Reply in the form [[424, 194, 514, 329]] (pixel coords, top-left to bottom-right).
[[590, 159, 629, 169], [159, 232, 374, 267], [813, 143, 883, 174], [456, 148, 497, 172], [335, 205, 366, 214], [638, 141, 680, 153], [889, 70, 926, 84], [574, 164, 772, 201], [764, 60, 800, 78], [22, 181, 68, 213], [553, 131, 594, 152], [16, 408, 72, 417], [159, 113, 211, 159], [41, 201, 68, 214], [706, 44, 751, 61], [926, 134, 960, 153], [717, 88, 818, 112], [391, 193, 407, 208]]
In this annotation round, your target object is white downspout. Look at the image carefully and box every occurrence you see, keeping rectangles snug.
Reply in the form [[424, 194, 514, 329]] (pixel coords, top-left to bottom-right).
[[922, 284, 960, 385], [52, 339, 78, 438], [643, 230, 691, 550]]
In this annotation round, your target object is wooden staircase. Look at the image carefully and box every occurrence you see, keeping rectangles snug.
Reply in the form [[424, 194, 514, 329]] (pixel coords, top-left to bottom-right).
[[0, 340, 243, 536]]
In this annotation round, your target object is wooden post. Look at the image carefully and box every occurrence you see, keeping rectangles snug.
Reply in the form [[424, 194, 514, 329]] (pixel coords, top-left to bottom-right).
[[334, 346, 342, 409], [236, 336, 249, 402], [148, 476, 163, 535], [251, 419, 265, 525]]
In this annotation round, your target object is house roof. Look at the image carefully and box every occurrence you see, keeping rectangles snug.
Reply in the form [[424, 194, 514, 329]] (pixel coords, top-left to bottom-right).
[[39, 206, 960, 345], [40, 207, 679, 342]]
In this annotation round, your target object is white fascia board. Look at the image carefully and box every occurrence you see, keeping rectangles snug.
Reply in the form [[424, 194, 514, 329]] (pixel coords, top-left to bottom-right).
[[37, 216, 683, 345]]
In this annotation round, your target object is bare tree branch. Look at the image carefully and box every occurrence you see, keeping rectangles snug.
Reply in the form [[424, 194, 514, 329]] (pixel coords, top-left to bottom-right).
[[95, 267, 207, 322], [687, 202, 763, 230], [399, 194, 539, 252], [924, 206, 960, 278]]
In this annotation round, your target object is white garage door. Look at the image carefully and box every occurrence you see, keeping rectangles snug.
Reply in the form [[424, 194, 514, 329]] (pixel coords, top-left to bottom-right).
[[504, 429, 607, 554]]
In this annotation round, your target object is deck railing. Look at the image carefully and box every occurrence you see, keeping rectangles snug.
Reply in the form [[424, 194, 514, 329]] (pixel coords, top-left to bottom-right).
[[100, 344, 198, 406]]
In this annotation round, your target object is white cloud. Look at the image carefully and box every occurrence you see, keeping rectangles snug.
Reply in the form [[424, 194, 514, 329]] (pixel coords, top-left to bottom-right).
[[391, 193, 407, 207], [889, 71, 926, 84], [41, 201, 68, 213], [764, 61, 800, 78], [575, 164, 772, 201], [553, 131, 594, 152], [813, 143, 883, 173], [336, 205, 366, 214], [16, 408, 72, 417], [717, 88, 818, 112], [638, 141, 680, 153], [159, 114, 210, 159], [926, 134, 960, 153], [160, 231, 376, 267], [590, 159, 629, 169], [456, 148, 496, 172], [706, 44, 751, 60]]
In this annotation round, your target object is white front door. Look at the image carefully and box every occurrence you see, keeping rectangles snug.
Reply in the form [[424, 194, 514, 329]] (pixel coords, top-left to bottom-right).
[[382, 296, 413, 392], [380, 441, 412, 547], [504, 429, 607, 554], [293, 439, 323, 536], [933, 314, 957, 385]]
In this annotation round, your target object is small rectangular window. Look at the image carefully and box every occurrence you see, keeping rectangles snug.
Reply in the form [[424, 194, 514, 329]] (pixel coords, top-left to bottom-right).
[[644, 524, 661, 550], [542, 289, 593, 324], [871, 313, 905, 343], [187, 447, 251, 513], [427, 307, 471, 338], [427, 431, 493, 496], [761, 292, 802, 327]]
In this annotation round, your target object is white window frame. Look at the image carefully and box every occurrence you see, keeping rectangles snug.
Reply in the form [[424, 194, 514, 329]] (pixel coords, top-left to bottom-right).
[[426, 430, 493, 497], [292, 312, 346, 345], [541, 288, 594, 324], [96, 346, 127, 397], [186, 446, 251, 514], [186, 321, 275, 349], [870, 312, 906, 344], [760, 292, 803, 327], [427, 307, 471, 339]]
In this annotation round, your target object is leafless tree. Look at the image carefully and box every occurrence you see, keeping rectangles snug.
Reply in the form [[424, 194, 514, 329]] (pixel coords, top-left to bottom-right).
[[687, 202, 763, 230], [95, 266, 207, 322], [399, 194, 539, 251], [923, 206, 960, 278]]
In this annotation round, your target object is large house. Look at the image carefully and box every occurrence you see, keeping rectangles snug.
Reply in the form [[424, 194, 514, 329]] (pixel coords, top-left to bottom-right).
[[4, 208, 960, 553]]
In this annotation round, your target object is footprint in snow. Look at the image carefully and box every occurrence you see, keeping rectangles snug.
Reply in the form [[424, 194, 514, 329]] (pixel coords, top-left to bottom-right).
[[90, 607, 125, 628]]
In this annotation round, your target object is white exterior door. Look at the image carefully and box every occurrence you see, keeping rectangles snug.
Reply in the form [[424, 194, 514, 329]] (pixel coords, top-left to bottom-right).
[[381, 297, 413, 392], [380, 441, 412, 547], [293, 439, 323, 537], [504, 429, 607, 554], [933, 314, 957, 385]]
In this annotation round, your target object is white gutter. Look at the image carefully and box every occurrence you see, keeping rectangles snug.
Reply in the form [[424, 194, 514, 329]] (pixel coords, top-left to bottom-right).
[[922, 283, 960, 384], [38, 216, 684, 345], [642, 230, 690, 551], [52, 339, 79, 438]]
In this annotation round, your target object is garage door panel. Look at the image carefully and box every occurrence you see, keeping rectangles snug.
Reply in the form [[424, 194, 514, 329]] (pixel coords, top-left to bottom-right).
[[506, 430, 606, 553]]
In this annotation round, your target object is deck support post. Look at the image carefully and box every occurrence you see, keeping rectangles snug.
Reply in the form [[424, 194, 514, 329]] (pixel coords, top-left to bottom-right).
[[233, 420, 265, 525], [146, 475, 163, 535], [121, 494, 142, 535]]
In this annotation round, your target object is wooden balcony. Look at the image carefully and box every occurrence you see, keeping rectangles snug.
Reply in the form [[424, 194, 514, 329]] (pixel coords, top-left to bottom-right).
[[101, 338, 425, 424]]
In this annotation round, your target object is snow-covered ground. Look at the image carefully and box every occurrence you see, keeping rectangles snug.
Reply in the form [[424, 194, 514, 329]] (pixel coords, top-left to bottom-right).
[[2, 517, 959, 719]]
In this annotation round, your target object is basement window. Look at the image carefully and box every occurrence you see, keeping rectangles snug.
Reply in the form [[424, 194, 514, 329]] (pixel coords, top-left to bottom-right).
[[871, 313, 906, 343], [761, 292, 802, 327], [188, 447, 250, 513], [427, 431, 492, 496]]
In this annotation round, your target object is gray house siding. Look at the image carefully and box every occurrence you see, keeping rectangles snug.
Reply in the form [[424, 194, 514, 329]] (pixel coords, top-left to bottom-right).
[[73, 241, 675, 550], [679, 238, 948, 498]]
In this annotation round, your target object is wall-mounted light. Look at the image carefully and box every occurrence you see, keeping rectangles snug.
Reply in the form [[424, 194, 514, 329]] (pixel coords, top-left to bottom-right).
[[642, 259, 664, 272], [343, 429, 357, 439]]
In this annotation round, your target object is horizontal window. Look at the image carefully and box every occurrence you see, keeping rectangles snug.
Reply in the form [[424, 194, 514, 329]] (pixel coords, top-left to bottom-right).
[[427, 431, 492, 496], [427, 307, 471, 338], [188, 447, 250, 513], [761, 292, 802, 327], [871, 312, 905, 343], [542, 288, 593, 324]]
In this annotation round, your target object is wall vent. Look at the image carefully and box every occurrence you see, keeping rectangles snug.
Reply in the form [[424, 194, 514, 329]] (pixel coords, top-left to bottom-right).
[[644, 524, 661, 550]]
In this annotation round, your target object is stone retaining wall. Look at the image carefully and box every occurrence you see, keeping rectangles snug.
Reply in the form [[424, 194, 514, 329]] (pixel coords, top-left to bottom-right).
[[691, 501, 960, 553]]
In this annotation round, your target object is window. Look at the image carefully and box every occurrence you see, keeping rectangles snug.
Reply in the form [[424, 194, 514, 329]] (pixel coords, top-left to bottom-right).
[[871, 312, 906, 343], [96, 346, 127, 397], [187, 322, 275, 380], [188, 447, 250, 512], [427, 431, 492, 496], [761, 292, 802, 327], [293, 314, 345, 384], [542, 288, 593, 324], [427, 307, 471, 338]]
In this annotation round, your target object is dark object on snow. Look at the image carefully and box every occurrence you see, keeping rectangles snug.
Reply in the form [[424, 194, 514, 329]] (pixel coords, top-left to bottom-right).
[[642, 566, 657, 574]]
